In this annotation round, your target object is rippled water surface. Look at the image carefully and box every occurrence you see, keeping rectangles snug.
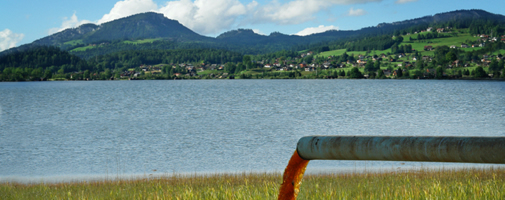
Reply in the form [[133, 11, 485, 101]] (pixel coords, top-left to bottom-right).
[[1, 80, 504, 181]]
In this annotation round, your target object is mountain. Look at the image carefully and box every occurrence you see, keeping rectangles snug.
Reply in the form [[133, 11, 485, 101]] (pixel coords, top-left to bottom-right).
[[83, 12, 208, 43], [0, 12, 211, 56], [2, 9, 505, 58], [377, 9, 505, 28], [42, 12, 208, 45]]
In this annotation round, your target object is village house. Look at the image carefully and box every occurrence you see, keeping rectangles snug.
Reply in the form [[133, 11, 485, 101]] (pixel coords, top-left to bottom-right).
[[323, 62, 331, 69], [461, 43, 469, 48], [422, 56, 432, 61], [424, 46, 433, 51], [450, 45, 457, 49], [382, 70, 392, 77], [453, 60, 460, 67]]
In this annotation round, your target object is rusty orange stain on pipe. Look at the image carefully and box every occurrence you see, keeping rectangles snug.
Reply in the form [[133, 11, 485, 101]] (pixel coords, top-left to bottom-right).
[[278, 150, 310, 200]]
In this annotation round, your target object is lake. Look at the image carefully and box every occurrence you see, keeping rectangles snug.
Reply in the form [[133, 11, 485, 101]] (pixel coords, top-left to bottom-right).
[[1, 80, 504, 182]]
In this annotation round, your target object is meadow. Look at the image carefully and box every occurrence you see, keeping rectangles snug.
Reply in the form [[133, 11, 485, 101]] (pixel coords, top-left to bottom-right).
[[314, 28, 502, 59], [1, 168, 504, 199]]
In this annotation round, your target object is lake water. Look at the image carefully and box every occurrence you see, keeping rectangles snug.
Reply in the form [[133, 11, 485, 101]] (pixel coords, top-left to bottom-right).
[[1, 80, 504, 182]]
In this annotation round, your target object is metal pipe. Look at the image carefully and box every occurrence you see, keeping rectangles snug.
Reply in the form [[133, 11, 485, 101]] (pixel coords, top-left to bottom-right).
[[296, 136, 505, 163]]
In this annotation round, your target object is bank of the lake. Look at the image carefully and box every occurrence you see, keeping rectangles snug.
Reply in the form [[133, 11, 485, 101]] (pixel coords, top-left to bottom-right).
[[2, 168, 504, 199]]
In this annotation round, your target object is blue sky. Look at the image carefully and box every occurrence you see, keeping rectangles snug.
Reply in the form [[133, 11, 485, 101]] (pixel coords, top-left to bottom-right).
[[1, 0, 504, 51]]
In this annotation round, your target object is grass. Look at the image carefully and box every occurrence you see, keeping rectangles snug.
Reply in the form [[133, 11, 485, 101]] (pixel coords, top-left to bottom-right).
[[197, 70, 220, 75], [1, 168, 504, 199], [63, 39, 83, 46], [317, 49, 347, 57], [316, 28, 489, 59], [70, 45, 96, 52], [123, 38, 161, 44]]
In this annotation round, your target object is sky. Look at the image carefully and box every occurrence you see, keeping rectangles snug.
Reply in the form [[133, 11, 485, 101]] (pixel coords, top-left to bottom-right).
[[0, 0, 504, 51]]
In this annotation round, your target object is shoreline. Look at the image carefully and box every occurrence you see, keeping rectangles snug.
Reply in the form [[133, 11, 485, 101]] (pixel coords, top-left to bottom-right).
[[0, 77, 504, 82], [2, 165, 503, 184], [2, 167, 504, 199]]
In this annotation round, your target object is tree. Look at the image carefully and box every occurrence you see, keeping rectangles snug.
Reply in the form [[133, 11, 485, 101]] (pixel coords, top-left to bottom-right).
[[445, 52, 458, 62], [473, 66, 487, 78], [463, 69, 470, 76], [373, 61, 381, 72], [435, 66, 444, 79], [104, 69, 112, 79], [396, 68, 403, 78], [403, 70, 410, 78], [348, 67, 363, 78], [31, 68, 42, 79], [224, 62, 236, 74], [43, 69, 52, 79], [236, 63, 246, 72], [412, 70, 423, 79], [489, 60, 503, 72], [377, 69, 385, 79], [435, 45, 450, 64], [416, 60, 424, 70], [83, 70, 90, 79], [243, 55, 252, 69], [364, 61, 375, 72]]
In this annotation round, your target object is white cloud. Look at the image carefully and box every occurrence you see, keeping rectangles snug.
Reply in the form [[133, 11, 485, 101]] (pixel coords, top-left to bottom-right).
[[0, 29, 25, 51], [158, 0, 248, 35], [44, 0, 381, 37], [252, 29, 266, 35], [295, 25, 339, 36], [347, 8, 367, 16], [97, 0, 158, 24], [248, 0, 380, 25], [48, 12, 93, 35], [250, 0, 327, 25], [395, 0, 418, 4], [47, 0, 157, 35]]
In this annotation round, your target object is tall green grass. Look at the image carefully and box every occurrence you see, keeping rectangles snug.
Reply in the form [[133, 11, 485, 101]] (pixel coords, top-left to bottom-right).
[[1, 168, 504, 199]]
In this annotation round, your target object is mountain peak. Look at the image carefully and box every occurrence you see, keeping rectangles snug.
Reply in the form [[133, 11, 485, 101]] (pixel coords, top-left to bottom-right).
[[216, 29, 263, 39]]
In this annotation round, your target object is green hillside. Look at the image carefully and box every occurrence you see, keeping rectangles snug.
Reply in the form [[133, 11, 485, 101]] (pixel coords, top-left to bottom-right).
[[315, 28, 496, 58]]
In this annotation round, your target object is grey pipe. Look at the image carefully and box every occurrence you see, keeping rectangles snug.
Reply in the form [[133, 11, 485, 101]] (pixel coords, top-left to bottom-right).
[[296, 136, 505, 163]]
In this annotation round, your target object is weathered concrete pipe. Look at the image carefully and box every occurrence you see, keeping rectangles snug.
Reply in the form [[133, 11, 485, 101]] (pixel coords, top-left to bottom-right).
[[297, 136, 505, 163]]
